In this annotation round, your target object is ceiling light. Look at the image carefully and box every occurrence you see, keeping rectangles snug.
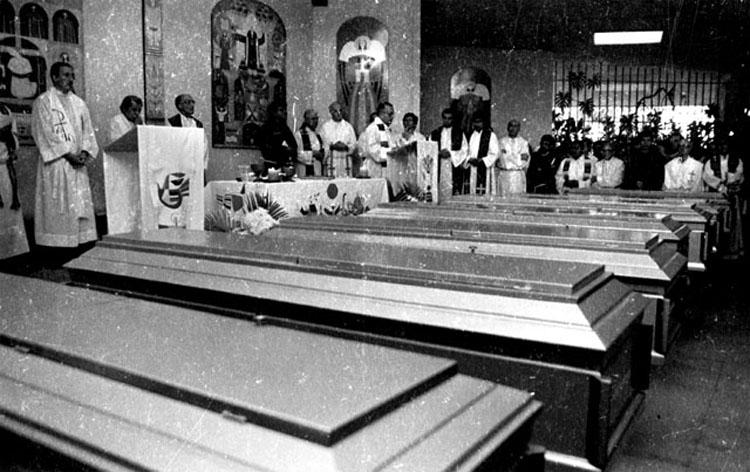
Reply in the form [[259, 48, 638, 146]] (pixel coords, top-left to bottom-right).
[[594, 31, 663, 45]]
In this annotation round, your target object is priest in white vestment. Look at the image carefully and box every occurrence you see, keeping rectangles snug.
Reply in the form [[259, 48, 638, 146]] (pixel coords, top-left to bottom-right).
[[31, 61, 99, 248], [429, 108, 468, 198], [467, 116, 499, 195], [592, 142, 624, 188], [359, 102, 396, 179], [319, 101, 357, 178], [555, 141, 597, 194], [496, 119, 531, 196], [663, 139, 704, 192]]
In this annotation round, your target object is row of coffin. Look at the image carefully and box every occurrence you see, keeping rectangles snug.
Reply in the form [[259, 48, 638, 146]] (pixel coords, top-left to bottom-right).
[[0, 189, 731, 471]]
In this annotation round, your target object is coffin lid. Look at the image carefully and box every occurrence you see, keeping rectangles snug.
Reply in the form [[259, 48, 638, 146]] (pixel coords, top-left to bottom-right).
[[66, 229, 649, 351], [0, 274, 539, 460]]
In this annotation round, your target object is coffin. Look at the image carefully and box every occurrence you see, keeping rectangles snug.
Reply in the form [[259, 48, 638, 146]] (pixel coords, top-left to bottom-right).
[[0, 274, 543, 472], [560, 191, 729, 263], [278, 214, 687, 361], [373, 202, 690, 260], [440, 195, 710, 271], [67, 228, 652, 472]]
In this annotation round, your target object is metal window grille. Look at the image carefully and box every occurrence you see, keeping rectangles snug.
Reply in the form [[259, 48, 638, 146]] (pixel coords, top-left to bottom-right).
[[552, 60, 724, 138]]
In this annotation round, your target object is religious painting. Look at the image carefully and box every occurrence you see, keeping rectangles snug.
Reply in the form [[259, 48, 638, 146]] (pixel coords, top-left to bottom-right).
[[336, 17, 388, 136], [211, 0, 286, 148], [0, 0, 83, 145], [143, 0, 165, 123], [450, 67, 491, 137]]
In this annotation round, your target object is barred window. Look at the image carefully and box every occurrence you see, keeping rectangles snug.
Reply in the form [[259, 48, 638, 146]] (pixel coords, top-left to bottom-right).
[[552, 60, 725, 139]]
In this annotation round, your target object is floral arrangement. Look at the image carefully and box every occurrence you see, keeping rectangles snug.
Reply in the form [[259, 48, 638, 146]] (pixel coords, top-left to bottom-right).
[[205, 189, 289, 235]]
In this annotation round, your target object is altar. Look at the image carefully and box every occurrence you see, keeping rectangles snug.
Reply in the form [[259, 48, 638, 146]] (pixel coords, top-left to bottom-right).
[[203, 178, 389, 225]]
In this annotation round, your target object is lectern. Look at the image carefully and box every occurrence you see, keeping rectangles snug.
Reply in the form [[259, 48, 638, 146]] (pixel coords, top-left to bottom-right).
[[103, 125, 205, 233]]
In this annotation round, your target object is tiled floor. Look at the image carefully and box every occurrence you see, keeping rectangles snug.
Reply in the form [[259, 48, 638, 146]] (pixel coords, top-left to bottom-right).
[[608, 261, 750, 471]]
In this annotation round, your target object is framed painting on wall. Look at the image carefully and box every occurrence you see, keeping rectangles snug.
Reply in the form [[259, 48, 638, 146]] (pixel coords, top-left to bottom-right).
[[210, 0, 286, 149]]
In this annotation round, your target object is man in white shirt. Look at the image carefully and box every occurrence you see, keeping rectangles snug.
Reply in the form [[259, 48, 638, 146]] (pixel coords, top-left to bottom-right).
[[359, 101, 395, 179], [592, 141, 624, 188], [108, 95, 143, 144], [396, 112, 426, 146], [429, 108, 468, 197], [663, 139, 704, 192], [294, 108, 324, 177], [496, 119, 531, 196], [319, 101, 357, 177], [467, 115, 499, 195], [555, 141, 597, 193]]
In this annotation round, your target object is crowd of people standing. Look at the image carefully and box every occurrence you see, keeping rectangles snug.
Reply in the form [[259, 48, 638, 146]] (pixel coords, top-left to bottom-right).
[[0, 61, 745, 269]]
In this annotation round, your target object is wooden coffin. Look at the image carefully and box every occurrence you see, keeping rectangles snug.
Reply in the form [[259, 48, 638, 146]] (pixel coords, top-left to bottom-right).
[[278, 214, 687, 361], [0, 273, 543, 472], [561, 191, 729, 262], [371, 203, 690, 260], [67, 228, 652, 472], [438, 196, 710, 271]]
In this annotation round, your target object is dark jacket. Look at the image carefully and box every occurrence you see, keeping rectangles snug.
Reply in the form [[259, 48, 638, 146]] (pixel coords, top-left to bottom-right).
[[167, 114, 203, 128]]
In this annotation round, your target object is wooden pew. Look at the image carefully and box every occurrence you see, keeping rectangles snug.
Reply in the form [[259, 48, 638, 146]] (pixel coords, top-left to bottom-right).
[[0, 273, 543, 472], [67, 228, 652, 472], [277, 214, 687, 362]]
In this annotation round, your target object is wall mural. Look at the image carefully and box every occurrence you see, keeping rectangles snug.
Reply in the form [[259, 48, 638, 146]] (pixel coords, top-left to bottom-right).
[[336, 17, 388, 136], [211, 0, 286, 148], [450, 67, 491, 137], [0, 0, 83, 145], [143, 0, 164, 124]]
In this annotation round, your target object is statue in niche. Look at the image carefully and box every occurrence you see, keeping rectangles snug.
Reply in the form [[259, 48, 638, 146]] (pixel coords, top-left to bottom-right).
[[450, 68, 491, 137], [211, 0, 285, 148], [337, 17, 388, 136]]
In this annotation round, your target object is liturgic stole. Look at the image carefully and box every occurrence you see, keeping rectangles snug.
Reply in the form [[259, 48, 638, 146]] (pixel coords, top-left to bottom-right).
[[300, 128, 323, 175]]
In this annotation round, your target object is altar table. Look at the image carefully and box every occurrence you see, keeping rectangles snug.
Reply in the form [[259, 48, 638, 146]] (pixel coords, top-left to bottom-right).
[[204, 178, 389, 221]]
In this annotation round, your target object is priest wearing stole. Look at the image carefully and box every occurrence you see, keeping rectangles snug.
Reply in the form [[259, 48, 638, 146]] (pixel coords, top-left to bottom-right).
[[360, 101, 395, 179], [555, 141, 597, 194], [31, 61, 99, 253], [430, 108, 468, 198], [294, 109, 324, 177], [466, 115, 499, 195]]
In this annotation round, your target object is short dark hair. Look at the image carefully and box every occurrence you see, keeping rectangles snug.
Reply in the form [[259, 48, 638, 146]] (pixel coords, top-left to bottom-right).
[[441, 108, 453, 118], [119, 95, 143, 114], [50, 61, 73, 79], [174, 94, 194, 109], [403, 112, 418, 124], [376, 101, 393, 113], [539, 134, 556, 146]]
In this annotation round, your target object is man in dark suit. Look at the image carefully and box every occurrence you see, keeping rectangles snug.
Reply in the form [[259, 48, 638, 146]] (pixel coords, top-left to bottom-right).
[[167, 94, 207, 180], [167, 94, 203, 128]]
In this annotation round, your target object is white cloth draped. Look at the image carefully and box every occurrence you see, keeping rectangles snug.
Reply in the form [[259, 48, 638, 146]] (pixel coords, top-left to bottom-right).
[[32, 88, 99, 247]]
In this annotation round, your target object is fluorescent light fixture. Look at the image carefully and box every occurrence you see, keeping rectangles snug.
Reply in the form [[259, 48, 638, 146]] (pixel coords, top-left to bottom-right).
[[594, 31, 663, 45]]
